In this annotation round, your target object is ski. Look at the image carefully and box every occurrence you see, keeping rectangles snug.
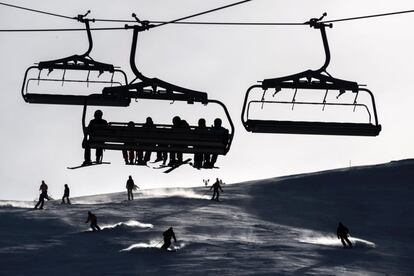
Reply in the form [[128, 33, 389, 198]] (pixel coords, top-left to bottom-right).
[[163, 158, 192, 173], [67, 161, 111, 170]]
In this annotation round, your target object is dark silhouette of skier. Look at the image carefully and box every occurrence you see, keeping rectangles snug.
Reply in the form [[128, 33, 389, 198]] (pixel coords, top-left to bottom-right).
[[207, 118, 229, 168], [122, 121, 136, 165], [194, 118, 210, 169], [34, 180, 50, 209], [136, 117, 154, 165], [61, 184, 71, 204], [169, 116, 183, 166], [210, 178, 223, 201], [161, 227, 177, 250], [337, 222, 353, 248], [86, 211, 101, 231], [126, 175, 138, 201], [83, 110, 108, 165]]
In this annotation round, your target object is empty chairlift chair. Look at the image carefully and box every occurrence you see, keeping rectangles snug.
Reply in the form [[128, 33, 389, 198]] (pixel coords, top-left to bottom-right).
[[21, 11, 130, 107], [241, 13, 381, 136], [81, 15, 234, 168]]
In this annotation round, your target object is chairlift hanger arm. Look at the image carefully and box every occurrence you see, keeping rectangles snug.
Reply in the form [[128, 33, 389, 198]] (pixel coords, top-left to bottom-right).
[[103, 13, 208, 104], [37, 10, 115, 72]]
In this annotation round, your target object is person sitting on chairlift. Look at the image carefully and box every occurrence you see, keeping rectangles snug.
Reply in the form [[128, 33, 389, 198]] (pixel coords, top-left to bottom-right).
[[136, 117, 154, 165], [206, 118, 228, 168], [122, 121, 136, 165], [194, 118, 209, 169], [83, 110, 108, 166], [169, 116, 184, 166]]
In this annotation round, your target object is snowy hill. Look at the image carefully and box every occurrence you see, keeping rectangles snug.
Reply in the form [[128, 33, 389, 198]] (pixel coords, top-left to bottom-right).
[[1, 159, 414, 275]]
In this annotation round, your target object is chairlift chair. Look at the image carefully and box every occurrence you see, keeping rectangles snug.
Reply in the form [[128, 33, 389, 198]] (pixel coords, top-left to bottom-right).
[[21, 11, 130, 106], [241, 13, 381, 136], [81, 15, 234, 164]]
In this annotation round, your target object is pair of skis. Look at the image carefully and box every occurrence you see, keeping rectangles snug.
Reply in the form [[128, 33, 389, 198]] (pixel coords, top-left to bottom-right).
[[67, 159, 191, 173]]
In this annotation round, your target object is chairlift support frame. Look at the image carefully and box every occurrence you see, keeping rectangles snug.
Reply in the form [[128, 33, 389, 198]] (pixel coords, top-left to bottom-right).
[[241, 13, 381, 136], [21, 11, 130, 106]]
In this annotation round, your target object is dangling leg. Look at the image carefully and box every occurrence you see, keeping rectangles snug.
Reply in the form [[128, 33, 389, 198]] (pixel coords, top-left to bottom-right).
[[340, 237, 347, 248], [122, 150, 128, 164], [83, 146, 92, 165], [96, 148, 103, 163]]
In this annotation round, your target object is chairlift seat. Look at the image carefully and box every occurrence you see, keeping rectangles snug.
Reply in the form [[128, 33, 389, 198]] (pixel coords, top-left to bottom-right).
[[245, 119, 381, 136], [84, 122, 230, 154], [24, 93, 131, 106]]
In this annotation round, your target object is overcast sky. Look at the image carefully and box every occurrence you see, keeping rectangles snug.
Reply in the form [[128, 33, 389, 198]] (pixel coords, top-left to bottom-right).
[[1, 0, 413, 200]]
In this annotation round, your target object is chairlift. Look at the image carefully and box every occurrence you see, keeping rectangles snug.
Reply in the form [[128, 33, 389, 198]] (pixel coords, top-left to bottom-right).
[[80, 15, 234, 166], [241, 13, 381, 136], [21, 11, 130, 106]]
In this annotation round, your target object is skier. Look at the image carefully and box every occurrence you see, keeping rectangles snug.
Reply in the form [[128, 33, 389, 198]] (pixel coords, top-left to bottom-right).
[[34, 180, 50, 209], [82, 109, 108, 166], [122, 121, 136, 165], [337, 222, 353, 248], [206, 118, 229, 168], [85, 211, 101, 231], [126, 175, 138, 201], [209, 178, 223, 201], [194, 118, 209, 169], [161, 227, 177, 250], [136, 117, 154, 165], [61, 184, 71, 204]]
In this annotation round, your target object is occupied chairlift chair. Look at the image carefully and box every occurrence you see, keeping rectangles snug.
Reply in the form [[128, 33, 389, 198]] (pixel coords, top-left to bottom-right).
[[82, 15, 234, 164], [21, 11, 130, 107], [241, 13, 381, 136]]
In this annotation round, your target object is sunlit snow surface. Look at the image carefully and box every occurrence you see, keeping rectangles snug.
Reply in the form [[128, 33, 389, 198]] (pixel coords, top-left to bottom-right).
[[1, 160, 414, 275]]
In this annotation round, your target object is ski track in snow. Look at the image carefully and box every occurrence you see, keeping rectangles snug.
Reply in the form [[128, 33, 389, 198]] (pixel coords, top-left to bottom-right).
[[1, 160, 414, 275]]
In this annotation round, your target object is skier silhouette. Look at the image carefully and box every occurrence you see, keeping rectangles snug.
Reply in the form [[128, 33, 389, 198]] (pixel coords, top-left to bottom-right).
[[122, 121, 136, 165], [161, 227, 177, 250], [194, 118, 210, 169], [85, 211, 101, 231], [126, 175, 138, 201], [83, 109, 108, 166], [210, 178, 223, 201], [207, 118, 228, 168], [61, 184, 71, 204], [337, 222, 353, 248], [136, 117, 154, 165], [34, 180, 50, 209]]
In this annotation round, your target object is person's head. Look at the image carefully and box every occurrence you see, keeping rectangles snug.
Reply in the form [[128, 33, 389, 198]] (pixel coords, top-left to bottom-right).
[[64, 184, 68, 188], [146, 117, 153, 125], [169, 227, 173, 231], [214, 118, 222, 127], [198, 118, 206, 127], [129, 175, 132, 179], [88, 211, 92, 215], [338, 222, 343, 227], [127, 121, 135, 127], [41, 180, 45, 184], [94, 110, 103, 119], [216, 177, 219, 181], [173, 116, 181, 125]]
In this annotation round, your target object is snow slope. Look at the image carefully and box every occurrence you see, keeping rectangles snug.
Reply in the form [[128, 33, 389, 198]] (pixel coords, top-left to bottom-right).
[[1, 159, 414, 275]]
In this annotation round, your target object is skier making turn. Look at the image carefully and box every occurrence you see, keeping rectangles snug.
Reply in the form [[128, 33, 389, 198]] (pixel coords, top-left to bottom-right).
[[161, 227, 177, 250], [337, 222, 353, 248], [210, 178, 223, 201]]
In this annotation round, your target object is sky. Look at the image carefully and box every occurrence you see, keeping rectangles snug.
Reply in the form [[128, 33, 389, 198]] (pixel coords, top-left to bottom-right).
[[1, 0, 413, 200]]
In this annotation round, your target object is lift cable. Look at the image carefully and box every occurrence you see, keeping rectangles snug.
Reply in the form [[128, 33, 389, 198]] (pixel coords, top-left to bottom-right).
[[0, 0, 414, 33], [321, 9, 414, 24], [149, 0, 253, 29], [0, 1, 74, 20]]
